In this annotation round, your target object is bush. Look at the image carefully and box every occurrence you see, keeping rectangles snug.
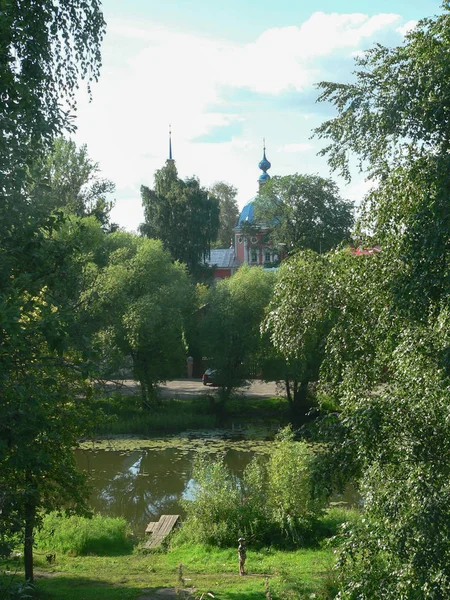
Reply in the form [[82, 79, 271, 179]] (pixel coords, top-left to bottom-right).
[[179, 426, 329, 548], [35, 512, 134, 556], [93, 394, 216, 434], [317, 506, 361, 541], [265, 426, 327, 543], [179, 455, 243, 546]]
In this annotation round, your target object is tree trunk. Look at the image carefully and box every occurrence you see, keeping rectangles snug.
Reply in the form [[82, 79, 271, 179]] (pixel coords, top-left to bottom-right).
[[285, 380, 312, 423], [24, 476, 36, 583], [217, 385, 231, 407], [285, 380, 293, 407], [132, 352, 152, 410], [293, 381, 310, 421]]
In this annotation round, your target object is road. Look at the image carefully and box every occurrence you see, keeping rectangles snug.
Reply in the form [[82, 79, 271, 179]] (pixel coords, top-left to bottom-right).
[[106, 378, 282, 399]]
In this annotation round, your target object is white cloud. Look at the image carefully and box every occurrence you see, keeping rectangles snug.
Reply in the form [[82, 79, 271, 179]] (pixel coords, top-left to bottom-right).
[[296, 12, 400, 59], [396, 20, 418, 36], [277, 143, 312, 153], [105, 11, 403, 98], [350, 49, 366, 58]]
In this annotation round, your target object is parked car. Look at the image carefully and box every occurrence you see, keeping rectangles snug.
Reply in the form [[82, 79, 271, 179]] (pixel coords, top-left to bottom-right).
[[202, 368, 219, 386]]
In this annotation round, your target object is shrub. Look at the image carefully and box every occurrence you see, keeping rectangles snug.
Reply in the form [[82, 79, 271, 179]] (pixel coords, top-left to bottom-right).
[[265, 426, 327, 543], [180, 455, 242, 546], [35, 512, 134, 556], [179, 426, 330, 548], [318, 506, 361, 541]]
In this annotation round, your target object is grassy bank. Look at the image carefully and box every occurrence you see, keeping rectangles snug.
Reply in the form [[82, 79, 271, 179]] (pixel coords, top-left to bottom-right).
[[2, 508, 357, 599], [2, 543, 337, 600], [93, 392, 290, 436]]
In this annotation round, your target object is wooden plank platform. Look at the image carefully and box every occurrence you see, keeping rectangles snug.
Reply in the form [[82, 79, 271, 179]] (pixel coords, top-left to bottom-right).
[[144, 515, 180, 549]]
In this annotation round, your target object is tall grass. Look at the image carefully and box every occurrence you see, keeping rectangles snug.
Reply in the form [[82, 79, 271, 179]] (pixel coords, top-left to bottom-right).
[[35, 513, 134, 556], [94, 393, 216, 434], [99, 411, 216, 435], [92, 390, 292, 436]]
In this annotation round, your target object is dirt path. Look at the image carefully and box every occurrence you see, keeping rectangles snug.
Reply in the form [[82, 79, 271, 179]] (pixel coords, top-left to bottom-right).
[[104, 378, 282, 400]]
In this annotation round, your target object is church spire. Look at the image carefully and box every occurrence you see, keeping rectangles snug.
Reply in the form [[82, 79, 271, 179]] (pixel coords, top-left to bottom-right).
[[168, 124, 173, 162], [258, 138, 271, 191]]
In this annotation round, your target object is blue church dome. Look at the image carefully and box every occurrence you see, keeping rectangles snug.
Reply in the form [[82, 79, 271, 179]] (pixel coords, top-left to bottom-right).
[[258, 151, 271, 173], [237, 201, 255, 226], [234, 143, 273, 229]]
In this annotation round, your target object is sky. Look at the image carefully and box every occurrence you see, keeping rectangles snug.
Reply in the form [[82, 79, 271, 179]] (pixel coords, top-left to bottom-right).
[[73, 0, 443, 233]]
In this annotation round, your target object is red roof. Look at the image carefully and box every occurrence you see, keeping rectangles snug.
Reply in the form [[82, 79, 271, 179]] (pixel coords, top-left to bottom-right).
[[349, 246, 381, 256]]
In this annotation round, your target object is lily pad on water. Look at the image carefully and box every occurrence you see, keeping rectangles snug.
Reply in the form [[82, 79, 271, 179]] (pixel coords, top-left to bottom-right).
[[78, 430, 275, 454]]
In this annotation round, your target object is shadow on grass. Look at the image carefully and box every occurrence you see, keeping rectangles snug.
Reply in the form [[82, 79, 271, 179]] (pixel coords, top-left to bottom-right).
[[35, 576, 272, 600], [35, 574, 141, 600]]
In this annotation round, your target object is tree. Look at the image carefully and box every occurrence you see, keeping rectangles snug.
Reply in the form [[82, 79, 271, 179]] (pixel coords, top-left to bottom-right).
[[29, 138, 116, 229], [84, 234, 194, 407], [307, 4, 450, 596], [200, 265, 276, 407], [314, 3, 450, 182], [140, 161, 220, 276], [0, 0, 105, 207], [209, 181, 239, 248], [317, 248, 450, 599], [0, 213, 105, 582], [253, 174, 354, 254], [0, 0, 106, 582], [262, 250, 338, 420], [181, 425, 326, 546]]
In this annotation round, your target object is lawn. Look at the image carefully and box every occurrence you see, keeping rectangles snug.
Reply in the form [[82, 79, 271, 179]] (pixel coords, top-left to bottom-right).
[[2, 544, 337, 600]]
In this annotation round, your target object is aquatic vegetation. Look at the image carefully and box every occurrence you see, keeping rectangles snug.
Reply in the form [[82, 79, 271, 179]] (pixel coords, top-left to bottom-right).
[[78, 431, 275, 454]]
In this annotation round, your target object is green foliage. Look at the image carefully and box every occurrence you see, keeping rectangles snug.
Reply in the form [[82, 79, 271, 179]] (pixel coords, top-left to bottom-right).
[[306, 246, 450, 597], [35, 513, 134, 556], [140, 161, 220, 276], [314, 3, 450, 182], [327, 330, 450, 598], [0, 211, 103, 580], [266, 427, 326, 543], [209, 181, 239, 248], [261, 206, 450, 595], [29, 138, 116, 229], [363, 154, 450, 321], [82, 234, 194, 406], [308, 5, 450, 595], [253, 174, 354, 254], [262, 251, 337, 417], [0, 579, 35, 600], [317, 507, 361, 541], [0, 0, 105, 203], [199, 266, 276, 405], [0, 0, 105, 583], [180, 455, 244, 546], [180, 427, 327, 547], [92, 394, 216, 435]]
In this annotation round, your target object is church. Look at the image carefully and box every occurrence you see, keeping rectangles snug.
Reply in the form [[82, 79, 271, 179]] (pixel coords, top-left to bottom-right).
[[204, 144, 279, 280]]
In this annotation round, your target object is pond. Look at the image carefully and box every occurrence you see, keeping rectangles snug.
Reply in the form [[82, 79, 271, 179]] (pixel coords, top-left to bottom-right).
[[76, 432, 358, 537]]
